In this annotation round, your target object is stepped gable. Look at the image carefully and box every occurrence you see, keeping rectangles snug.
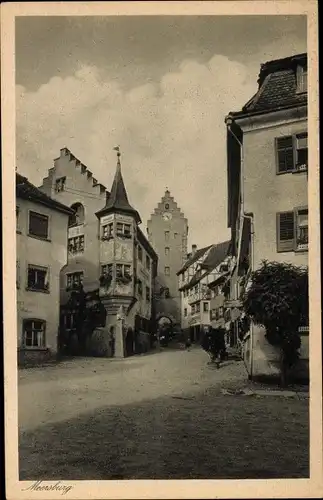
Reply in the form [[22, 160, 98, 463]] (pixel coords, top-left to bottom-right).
[[16, 172, 74, 215], [49, 147, 109, 197], [96, 151, 141, 223], [152, 188, 186, 220]]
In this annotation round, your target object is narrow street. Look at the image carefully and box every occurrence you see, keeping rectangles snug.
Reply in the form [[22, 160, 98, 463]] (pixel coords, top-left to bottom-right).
[[19, 347, 309, 480]]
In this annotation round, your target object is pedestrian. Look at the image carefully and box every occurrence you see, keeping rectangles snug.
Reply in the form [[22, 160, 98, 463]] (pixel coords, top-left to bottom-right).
[[185, 332, 191, 351]]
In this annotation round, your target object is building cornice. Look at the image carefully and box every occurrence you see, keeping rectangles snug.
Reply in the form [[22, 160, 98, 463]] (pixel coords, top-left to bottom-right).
[[227, 104, 307, 134]]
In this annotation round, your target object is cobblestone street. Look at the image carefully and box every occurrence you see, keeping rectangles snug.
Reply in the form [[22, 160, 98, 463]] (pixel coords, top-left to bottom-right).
[[19, 348, 309, 479]]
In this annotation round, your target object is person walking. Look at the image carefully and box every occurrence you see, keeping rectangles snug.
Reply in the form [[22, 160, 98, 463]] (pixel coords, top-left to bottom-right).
[[185, 331, 191, 351]]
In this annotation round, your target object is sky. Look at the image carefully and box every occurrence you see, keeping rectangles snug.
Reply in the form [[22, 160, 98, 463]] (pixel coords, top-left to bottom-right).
[[16, 15, 307, 248]]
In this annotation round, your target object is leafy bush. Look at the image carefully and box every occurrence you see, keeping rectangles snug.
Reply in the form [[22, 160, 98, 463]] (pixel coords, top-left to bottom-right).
[[242, 260, 308, 385]]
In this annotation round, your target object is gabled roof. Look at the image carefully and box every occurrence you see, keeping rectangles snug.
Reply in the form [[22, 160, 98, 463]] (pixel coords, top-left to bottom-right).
[[227, 53, 307, 119], [179, 240, 231, 291], [176, 245, 212, 275], [200, 240, 231, 271], [96, 158, 141, 223], [16, 173, 74, 215]]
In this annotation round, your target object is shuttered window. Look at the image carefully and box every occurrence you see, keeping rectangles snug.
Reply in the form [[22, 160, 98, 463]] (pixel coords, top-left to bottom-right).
[[277, 211, 295, 252], [276, 133, 308, 174], [29, 211, 49, 239], [276, 136, 294, 173]]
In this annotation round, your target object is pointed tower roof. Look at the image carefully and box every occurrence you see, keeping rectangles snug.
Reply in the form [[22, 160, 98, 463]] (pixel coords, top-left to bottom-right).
[[96, 148, 141, 223]]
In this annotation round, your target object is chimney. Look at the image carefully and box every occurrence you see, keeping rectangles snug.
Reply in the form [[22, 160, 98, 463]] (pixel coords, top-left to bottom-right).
[[192, 244, 197, 255]]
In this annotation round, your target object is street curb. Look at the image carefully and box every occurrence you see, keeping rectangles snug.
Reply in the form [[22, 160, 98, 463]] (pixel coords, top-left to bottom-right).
[[221, 388, 309, 398]]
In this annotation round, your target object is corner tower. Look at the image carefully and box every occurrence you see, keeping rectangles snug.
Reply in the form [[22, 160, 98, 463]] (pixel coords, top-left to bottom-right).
[[147, 189, 188, 329], [95, 148, 141, 357]]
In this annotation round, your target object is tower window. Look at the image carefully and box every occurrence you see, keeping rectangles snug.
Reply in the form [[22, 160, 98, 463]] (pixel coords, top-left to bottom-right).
[[68, 235, 85, 254], [101, 264, 113, 276], [165, 203, 169, 210], [55, 176, 66, 193], [165, 247, 170, 256], [69, 203, 85, 227], [116, 222, 131, 238], [165, 266, 170, 276], [165, 231, 170, 241], [102, 222, 114, 240]]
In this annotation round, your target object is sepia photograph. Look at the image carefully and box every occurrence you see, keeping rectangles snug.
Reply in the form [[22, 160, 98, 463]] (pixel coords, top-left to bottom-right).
[[2, 1, 321, 499]]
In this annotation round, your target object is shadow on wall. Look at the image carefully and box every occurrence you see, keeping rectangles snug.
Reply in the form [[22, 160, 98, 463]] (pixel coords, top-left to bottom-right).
[[243, 325, 309, 383]]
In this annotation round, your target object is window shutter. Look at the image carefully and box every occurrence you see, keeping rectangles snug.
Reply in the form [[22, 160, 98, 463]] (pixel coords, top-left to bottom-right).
[[277, 212, 295, 252], [276, 136, 294, 173]]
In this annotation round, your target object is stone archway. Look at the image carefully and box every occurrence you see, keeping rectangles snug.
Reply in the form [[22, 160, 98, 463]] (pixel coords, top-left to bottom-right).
[[156, 314, 176, 346]]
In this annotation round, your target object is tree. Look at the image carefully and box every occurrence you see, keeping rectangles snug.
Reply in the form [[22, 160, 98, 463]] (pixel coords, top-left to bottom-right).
[[242, 260, 308, 386]]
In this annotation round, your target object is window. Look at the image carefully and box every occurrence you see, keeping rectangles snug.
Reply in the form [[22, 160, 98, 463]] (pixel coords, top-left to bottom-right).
[[184, 308, 187, 317], [277, 208, 308, 252], [165, 231, 170, 241], [146, 255, 151, 270], [196, 303, 200, 313], [296, 208, 309, 250], [138, 245, 143, 261], [101, 264, 113, 275], [29, 211, 49, 239], [55, 176, 66, 193], [165, 266, 170, 276], [164, 287, 170, 298], [194, 285, 198, 294], [102, 223, 113, 240], [22, 319, 45, 348], [116, 222, 131, 238], [165, 247, 170, 256], [146, 286, 150, 301], [116, 264, 131, 278], [174, 232, 178, 239], [219, 307, 224, 317], [137, 279, 143, 295], [69, 203, 85, 227], [124, 265, 131, 278], [191, 304, 196, 315], [203, 302, 209, 312], [276, 133, 308, 174], [295, 133, 308, 171], [165, 203, 169, 210], [68, 235, 85, 254], [296, 65, 307, 93], [66, 271, 83, 290], [27, 265, 49, 291]]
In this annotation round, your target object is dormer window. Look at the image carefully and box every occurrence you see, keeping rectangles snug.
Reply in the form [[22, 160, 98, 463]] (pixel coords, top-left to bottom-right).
[[165, 203, 169, 210], [296, 64, 307, 94]]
